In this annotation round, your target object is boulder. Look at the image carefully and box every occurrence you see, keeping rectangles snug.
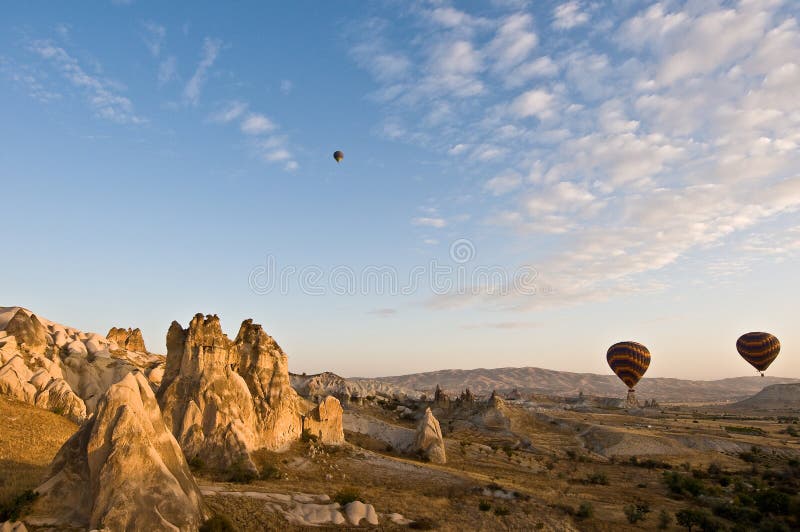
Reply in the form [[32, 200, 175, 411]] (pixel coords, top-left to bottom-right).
[[3, 310, 48, 354], [413, 407, 447, 464], [28, 371, 206, 531], [305, 395, 345, 444]]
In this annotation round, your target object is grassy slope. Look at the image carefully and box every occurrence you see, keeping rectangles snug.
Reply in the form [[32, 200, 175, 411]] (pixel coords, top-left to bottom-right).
[[0, 396, 77, 508]]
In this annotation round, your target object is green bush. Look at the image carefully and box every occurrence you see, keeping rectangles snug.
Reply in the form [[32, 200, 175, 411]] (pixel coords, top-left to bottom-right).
[[675, 508, 720, 531], [478, 500, 491, 511], [663, 471, 705, 497], [624, 501, 651, 524], [586, 472, 609, 485], [754, 489, 790, 515], [301, 429, 318, 442], [658, 509, 672, 530], [409, 516, 439, 530], [199, 514, 239, 532], [576, 502, 593, 519], [188, 454, 205, 471], [227, 460, 258, 484], [0, 490, 39, 521], [333, 488, 362, 506], [259, 463, 282, 480]]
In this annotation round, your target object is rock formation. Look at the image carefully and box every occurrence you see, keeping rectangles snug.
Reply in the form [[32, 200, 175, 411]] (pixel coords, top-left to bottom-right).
[[3, 310, 48, 354], [27, 371, 206, 531], [0, 355, 86, 423], [0, 306, 166, 419], [413, 407, 446, 464], [106, 326, 147, 352], [305, 395, 345, 443], [433, 384, 450, 408], [157, 313, 344, 473]]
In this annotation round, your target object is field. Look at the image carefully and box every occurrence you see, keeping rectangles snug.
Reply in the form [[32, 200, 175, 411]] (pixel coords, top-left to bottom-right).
[[3, 394, 799, 530]]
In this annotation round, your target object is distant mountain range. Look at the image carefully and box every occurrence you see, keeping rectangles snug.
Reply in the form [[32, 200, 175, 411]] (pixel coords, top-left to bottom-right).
[[352, 367, 800, 404]]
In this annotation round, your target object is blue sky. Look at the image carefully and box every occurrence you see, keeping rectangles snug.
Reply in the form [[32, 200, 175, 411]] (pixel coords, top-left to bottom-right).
[[2, 0, 798, 379]]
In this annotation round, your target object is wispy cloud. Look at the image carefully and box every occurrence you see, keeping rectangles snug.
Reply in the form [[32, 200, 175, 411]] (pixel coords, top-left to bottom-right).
[[412, 217, 447, 228], [184, 37, 221, 105], [553, 1, 589, 30], [142, 21, 166, 57], [241, 113, 275, 135], [28, 40, 144, 123]]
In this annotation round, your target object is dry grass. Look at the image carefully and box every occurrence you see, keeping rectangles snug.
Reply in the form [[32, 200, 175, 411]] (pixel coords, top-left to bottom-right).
[[0, 396, 77, 508]]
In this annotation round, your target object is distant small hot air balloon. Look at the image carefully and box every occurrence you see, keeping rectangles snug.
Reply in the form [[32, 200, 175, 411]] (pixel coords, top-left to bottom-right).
[[607, 341, 651, 407], [737, 332, 780, 376], [333, 150, 344, 163]]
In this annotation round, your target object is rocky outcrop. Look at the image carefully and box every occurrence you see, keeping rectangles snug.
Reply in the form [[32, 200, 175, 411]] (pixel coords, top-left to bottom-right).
[[157, 314, 344, 474], [4, 310, 48, 354], [0, 355, 86, 423], [107, 326, 147, 352], [413, 407, 446, 464], [28, 371, 205, 531], [305, 395, 345, 444], [0, 307, 166, 418], [732, 383, 800, 411]]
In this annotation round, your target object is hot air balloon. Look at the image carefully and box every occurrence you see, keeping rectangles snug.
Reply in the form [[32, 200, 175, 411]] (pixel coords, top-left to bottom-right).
[[737, 332, 780, 376], [333, 150, 344, 163], [607, 341, 651, 407]]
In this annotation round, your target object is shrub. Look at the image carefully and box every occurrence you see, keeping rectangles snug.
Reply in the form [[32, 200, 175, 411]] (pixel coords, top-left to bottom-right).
[[658, 509, 672, 530], [409, 516, 439, 530], [711, 502, 761, 524], [576, 502, 593, 519], [259, 463, 282, 480], [301, 429, 318, 443], [228, 460, 258, 484], [675, 508, 720, 531], [754, 489, 790, 515], [199, 514, 238, 532], [188, 454, 205, 471], [624, 501, 651, 524], [0, 490, 39, 521], [663, 471, 705, 497], [494, 505, 510, 516], [333, 488, 361, 506], [478, 500, 492, 512], [586, 472, 609, 485]]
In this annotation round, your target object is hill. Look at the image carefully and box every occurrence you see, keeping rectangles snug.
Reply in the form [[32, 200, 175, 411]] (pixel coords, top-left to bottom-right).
[[352, 367, 799, 404], [731, 383, 800, 411]]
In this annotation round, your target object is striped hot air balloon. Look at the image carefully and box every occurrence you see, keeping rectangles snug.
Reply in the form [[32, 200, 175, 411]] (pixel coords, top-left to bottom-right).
[[737, 332, 780, 376], [607, 341, 651, 391]]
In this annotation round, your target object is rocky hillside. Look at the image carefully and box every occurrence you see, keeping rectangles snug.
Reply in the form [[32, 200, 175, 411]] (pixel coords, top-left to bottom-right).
[[352, 367, 799, 404], [731, 383, 800, 411], [0, 307, 164, 422]]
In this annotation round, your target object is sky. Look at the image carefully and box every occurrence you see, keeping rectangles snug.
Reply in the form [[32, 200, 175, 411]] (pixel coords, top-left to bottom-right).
[[1, 0, 798, 380]]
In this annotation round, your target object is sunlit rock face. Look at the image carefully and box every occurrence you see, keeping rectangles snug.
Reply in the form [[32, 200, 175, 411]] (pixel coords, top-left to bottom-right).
[[157, 313, 344, 473], [0, 306, 165, 421], [413, 407, 447, 464], [28, 371, 206, 531]]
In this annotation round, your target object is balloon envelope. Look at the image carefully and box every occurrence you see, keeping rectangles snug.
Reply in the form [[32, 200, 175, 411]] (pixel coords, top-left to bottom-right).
[[737, 332, 780, 374], [333, 150, 344, 163], [607, 341, 651, 390]]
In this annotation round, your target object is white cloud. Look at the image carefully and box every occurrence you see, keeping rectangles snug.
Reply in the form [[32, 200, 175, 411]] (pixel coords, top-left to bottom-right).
[[209, 100, 247, 123], [486, 13, 538, 72], [510, 89, 556, 119], [504, 56, 558, 88], [280, 79, 293, 95], [157, 55, 177, 85], [412, 217, 447, 228], [484, 172, 522, 195], [28, 40, 144, 123], [553, 1, 589, 30], [184, 37, 221, 105], [241, 113, 275, 135], [142, 21, 166, 57]]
